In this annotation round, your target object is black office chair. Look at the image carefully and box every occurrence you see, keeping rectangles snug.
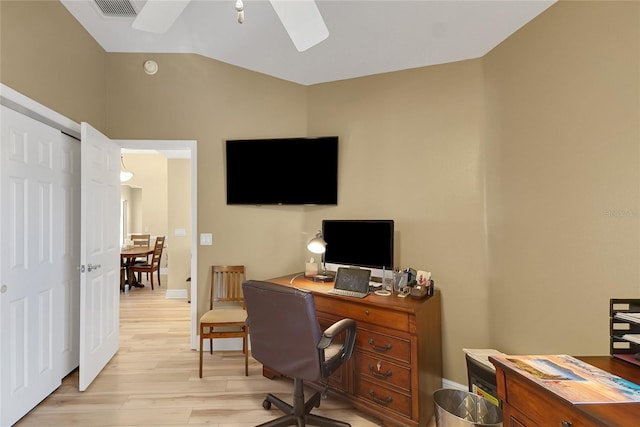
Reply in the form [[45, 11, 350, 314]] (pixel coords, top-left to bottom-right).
[[242, 280, 357, 427]]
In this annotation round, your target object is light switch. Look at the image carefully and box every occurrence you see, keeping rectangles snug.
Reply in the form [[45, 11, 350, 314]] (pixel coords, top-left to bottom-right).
[[175, 228, 186, 237], [200, 233, 213, 246]]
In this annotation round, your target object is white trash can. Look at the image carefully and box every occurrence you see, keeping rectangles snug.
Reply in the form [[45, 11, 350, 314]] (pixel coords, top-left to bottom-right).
[[433, 389, 502, 427]]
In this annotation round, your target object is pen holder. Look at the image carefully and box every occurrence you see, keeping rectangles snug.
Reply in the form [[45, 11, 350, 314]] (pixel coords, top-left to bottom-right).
[[393, 271, 409, 295], [382, 276, 394, 295]]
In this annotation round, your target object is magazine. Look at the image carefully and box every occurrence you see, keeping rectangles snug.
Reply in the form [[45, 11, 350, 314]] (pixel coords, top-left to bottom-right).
[[492, 354, 640, 404]]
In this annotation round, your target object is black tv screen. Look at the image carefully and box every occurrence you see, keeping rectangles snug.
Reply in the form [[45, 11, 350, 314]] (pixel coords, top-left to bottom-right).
[[226, 137, 338, 205], [322, 220, 394, 270]]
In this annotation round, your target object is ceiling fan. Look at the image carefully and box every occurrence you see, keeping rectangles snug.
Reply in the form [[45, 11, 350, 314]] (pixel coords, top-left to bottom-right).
[[131, 0, 329, 52]]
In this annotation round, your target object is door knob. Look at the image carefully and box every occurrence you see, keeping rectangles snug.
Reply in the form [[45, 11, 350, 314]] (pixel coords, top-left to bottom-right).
[[87, 263, 102, 272]]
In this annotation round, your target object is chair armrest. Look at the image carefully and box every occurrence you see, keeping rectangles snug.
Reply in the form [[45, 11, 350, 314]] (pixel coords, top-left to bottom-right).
[[318, 318, 357, 362], [321, 318, 356, 342]]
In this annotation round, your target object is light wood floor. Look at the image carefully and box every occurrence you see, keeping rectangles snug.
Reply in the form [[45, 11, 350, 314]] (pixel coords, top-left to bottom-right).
[[16, 279, 436, 427]]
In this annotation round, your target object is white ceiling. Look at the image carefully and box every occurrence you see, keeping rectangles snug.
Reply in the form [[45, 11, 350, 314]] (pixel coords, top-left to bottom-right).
[[61, 0, 556, 86]]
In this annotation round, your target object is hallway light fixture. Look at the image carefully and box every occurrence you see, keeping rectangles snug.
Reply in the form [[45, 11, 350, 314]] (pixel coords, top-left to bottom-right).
[[120, 156, 134, 182]]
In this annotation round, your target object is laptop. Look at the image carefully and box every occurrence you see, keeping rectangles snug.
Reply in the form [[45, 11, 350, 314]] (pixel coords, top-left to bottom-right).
[[327, 267, 371, 298]]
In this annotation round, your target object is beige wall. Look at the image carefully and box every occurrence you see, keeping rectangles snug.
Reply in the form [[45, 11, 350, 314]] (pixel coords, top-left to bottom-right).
[[168, 159, 192, 292], [2, 0, 639, 386], [124, 186, 143, 236], [0, 0, 106, 131], [122, 153, 169, 240], [306, 61, 490, 384], [120, 184, 142, 241], [483, 0, 640, 356], [102, 52, 309, 319]]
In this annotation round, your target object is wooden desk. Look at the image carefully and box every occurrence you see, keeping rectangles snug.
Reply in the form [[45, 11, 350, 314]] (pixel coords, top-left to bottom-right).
[[266, 275, 442, 427], [491, 355, 640, 427]]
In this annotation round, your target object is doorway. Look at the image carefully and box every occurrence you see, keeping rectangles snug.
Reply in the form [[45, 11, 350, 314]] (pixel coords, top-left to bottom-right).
[[118, 141, 198, 350]]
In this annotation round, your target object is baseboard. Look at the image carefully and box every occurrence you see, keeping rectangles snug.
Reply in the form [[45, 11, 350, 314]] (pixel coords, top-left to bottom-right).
[[165, 289, 187, 299]]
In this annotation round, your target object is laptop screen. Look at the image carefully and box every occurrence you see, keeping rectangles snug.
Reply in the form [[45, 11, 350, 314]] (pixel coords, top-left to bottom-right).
[[334, 268, 371, 293]]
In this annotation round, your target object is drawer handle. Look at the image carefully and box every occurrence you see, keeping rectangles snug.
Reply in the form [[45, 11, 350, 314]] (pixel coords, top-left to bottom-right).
[[368, 363, 392, 379], [561, 422, 573, 427], [368, 389, 393, 405], [368, 338, 392, 352]]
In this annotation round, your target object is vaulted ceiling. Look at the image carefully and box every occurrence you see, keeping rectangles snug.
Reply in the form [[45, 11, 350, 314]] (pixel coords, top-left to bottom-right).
[[61, 0, 556, 85]]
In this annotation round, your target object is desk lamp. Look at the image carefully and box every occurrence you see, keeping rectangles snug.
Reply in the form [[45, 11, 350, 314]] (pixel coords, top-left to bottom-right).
[[307, 231, 333, 282], [307, 231, 326, 254], [290, 232, 328, 284]]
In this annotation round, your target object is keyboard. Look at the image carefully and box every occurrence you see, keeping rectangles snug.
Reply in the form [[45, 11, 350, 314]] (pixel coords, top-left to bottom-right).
[[327, 288, 369, 299]]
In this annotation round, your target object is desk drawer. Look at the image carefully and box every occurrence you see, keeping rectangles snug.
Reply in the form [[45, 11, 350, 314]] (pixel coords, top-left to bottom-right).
[[356, 377, 412, 418], [314, 296, 410, 332], [505, 373, 601, 427], [356, 351, 411, 392], [356, 327, 411, 364]]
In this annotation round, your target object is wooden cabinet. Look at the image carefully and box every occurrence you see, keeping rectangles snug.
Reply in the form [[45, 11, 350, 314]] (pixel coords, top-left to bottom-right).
[[266, 275, 443, 427], [491, 356, 640, 427]]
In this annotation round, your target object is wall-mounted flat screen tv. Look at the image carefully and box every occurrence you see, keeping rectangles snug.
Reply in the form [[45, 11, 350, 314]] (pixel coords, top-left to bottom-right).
[[226, 137, 338, 205]]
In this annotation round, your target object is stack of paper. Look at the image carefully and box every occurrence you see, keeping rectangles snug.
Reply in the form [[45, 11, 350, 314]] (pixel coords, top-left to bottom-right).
[[622, 334, 640, 344], [614, 312, 640, 323], [463, 348, 506, 371]]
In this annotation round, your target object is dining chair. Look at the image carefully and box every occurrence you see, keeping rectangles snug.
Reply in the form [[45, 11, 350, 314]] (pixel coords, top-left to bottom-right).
[[199, 265, 248, 378], [129, 236, 165, 290], [130, 233, 151, 281]]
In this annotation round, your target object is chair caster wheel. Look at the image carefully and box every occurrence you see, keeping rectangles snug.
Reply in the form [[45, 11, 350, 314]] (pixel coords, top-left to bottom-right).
[[263, 399, 271, 410]]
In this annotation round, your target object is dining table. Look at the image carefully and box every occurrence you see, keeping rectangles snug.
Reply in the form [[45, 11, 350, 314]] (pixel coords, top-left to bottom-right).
[[120, 245, 154, 291]]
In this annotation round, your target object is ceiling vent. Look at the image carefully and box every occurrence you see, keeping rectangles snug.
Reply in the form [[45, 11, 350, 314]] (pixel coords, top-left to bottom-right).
[[93, 0, 137, 17]]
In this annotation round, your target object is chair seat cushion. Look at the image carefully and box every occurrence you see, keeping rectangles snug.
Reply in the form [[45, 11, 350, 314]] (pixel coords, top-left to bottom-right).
[[200, 308, 247, 324], [131, 261, 151, 268]]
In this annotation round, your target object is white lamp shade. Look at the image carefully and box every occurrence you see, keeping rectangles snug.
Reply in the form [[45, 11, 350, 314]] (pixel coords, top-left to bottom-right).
[[120, 170, 133, 182], [307, 234, 326, 254]]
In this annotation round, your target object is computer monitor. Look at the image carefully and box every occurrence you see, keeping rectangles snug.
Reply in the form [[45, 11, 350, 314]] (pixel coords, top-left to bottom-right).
[[322, 219, 394, 279]]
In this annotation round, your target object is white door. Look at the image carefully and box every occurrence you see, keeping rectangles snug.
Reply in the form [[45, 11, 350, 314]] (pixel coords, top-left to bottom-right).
[[59, 134, 81, 377], [0, 106, 65, 426], [79, 123, 120, 391]]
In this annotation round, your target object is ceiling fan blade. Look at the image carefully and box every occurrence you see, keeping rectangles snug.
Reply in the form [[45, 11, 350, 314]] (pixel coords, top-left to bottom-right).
[[269, 0, 329, 52], [132, 0, 191, 34]]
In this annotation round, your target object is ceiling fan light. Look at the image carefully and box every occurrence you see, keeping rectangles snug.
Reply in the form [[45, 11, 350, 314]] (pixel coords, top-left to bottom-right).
[[270, 0, 329, 52], [132, 0, 191, 34]]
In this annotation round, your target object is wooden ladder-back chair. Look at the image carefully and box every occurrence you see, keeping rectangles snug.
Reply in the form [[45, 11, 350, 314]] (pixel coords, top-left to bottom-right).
[[130, 236, 165, 290], [131, 234, 150, 248], [130, 234, 151, 281], [199, 265, 248, 378]]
